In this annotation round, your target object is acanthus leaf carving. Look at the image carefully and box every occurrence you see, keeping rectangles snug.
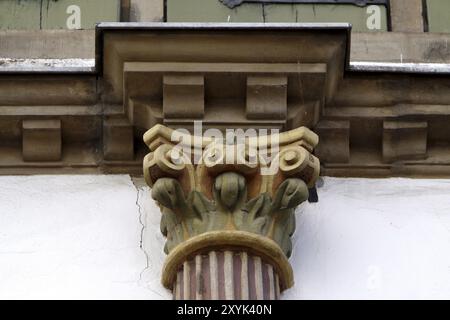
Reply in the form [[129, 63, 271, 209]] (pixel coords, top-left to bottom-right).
[[144, 124, 320, 258]]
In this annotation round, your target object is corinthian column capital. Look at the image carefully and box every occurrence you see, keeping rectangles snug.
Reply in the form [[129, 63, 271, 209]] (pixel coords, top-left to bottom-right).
[[143, 124, 320, 300]]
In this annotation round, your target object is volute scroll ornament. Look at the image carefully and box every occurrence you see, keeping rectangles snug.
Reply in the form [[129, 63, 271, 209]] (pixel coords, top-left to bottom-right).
[[143, 124, 320, 299]]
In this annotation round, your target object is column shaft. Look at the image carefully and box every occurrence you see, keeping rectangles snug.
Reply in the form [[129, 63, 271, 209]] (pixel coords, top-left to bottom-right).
[[172, 251, 280, 300]]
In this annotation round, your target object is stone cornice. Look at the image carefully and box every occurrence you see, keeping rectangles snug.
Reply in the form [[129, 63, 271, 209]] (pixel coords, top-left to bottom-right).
[[0, 23, 449, 177]]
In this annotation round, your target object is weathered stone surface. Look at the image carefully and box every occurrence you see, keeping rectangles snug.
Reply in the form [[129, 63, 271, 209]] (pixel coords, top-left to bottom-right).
[[0, 24, 450, 177], [143, 124, 320, 297], [351, 32, 450, 64], [22, 119, 61, 162], [0, 30, 95, 59], [0, 77, 97, 106], [103, 118, 134, 161], [315, 120, 350, 164], [163, 75, 205, 119], [130, 0, 164, 22], [390, 0, 424, 33], [246, 76, 287, 120], [383, 120, 428, 163]]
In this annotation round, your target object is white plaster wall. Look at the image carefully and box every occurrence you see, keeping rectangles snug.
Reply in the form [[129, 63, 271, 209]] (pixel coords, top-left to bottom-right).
[[0, 175, 449, 300], [0, 175, 167, 300], [285, 178, 450, 300]]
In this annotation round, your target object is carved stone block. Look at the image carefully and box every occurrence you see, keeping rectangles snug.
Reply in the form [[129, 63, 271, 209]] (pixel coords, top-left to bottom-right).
[[143, 124, 320, 299], [163, 75, 205, 119], [383, 120, 428, 163], [246, 76, 287, 120], [315, 120, 350, 163], [103, 118, 134, 161], [22, 120, 61, 162]]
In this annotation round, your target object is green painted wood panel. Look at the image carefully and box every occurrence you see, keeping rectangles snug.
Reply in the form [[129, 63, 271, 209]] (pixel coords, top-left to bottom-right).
[[264, 4, 387, 31], [167, 0, 388, 32], [0, 0, 42, 30], [427, 0, 450, 33], [168, 0, 264, 22], [0, 0, 120, 30]]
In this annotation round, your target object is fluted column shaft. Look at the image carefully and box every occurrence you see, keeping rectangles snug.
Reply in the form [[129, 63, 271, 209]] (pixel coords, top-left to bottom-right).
[[173, 251, 280, 300]]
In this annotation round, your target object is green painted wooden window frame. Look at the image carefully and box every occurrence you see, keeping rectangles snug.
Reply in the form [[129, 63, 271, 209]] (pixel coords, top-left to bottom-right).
[[423, 0, 450, 33], [165, 0, 392, 31], [219, 0, 389, 9], [0, 0, 122, 30]]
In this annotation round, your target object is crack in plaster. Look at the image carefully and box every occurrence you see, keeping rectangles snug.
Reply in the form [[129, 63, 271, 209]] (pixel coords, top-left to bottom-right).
[[131, 179, 150, 284], [131, 177, 167, 299]]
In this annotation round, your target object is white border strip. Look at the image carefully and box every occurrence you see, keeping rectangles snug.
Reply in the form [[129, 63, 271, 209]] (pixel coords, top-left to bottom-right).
[[2, 58, 450, 75], [0, 58, 95, 73], [350, 61, 450, 74]]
